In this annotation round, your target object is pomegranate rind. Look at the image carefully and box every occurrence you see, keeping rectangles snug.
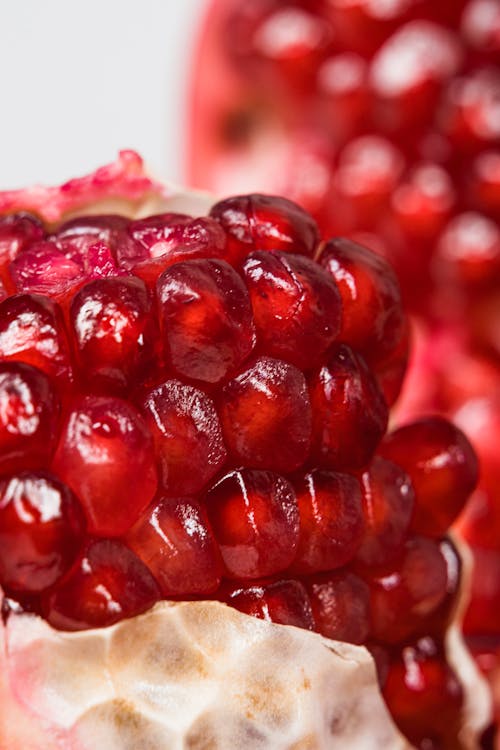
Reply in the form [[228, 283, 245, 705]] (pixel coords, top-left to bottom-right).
[[0, 153, 492, 749], [1, 598, 412, 749]]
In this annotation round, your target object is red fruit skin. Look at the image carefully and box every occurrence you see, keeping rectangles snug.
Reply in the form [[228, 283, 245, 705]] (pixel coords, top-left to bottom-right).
[[0, 294, 72, 381], [309, 344, 388, 471], [317, 237, 404, 361], [219, 356, 312, 472], [242, 250, 342, 369], [125, 496, 222, 597], [355, 456, 415, 569], [307, 569, 371, 645], [42, 539, 160, 631], [366, 536, 450, 645], [209, 193, 320, 264], [383, 638, 464, 750], [290, 470, 364, 574], [0, 472, 85, 594], [157, 258, 256, 384], [70, 276, 157, 391], [206, 468, 299, 579], [141, 379, 227, 496], [52, 395, 158, 537], [0, 362, 60, 473], [379, 416, 479, 537], [223, 578, 315, 630]]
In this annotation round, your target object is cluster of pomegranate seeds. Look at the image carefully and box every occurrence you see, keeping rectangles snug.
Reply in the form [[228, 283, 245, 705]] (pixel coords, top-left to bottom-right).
[[0, 193, 478, 746], [189, 0, 500, 734]]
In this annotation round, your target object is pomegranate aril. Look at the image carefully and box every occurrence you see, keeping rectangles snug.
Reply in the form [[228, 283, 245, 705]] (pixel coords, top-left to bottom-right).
[[52, 395, 157, 536], [0, 362, 59, 473], [242, 250, 341, 369], [223, 578, 315, 630], [317, 237, 404, 360], [0, 293, 72, 380], [383, 638, 464, 749], [125, 495, 222, 597], [70, 276, 157, 390], [309, 344, 388, 471], [355, 456, 415, 568], [434, 211, 500, 288], [141, 379, 227, 496], [219, 356, 312, 472], [0, 472, 85, 594], [0, 213, 45, 288], [209, 193, 320, 264], [42, 538, 160, 631], [206, 468, 299, 579], [366, 535, 450, 645], [379, 416, 479, 537], [157, 258, 255, 384], [9, 241, 84, 298], [290, 470, 364, 574], [463, 545, 500, 638], [53, 214, 135, 270], [307, 569, 370, 645]]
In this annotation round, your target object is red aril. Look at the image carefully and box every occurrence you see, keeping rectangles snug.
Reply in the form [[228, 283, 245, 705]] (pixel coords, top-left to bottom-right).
[[42, 538, 160, 631], [0, 362, 60, 472], [223, 578, 315, 630], [0, 472, 85, 594], [52, 395, 158, 536], [125, 495, 222, 597], [307, 569, 371, 645]]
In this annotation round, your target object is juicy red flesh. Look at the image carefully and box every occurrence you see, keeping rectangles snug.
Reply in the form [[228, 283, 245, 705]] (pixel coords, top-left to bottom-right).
[[309, 344, 388, 470], [290, 470, 364, 574], [0, 472, 85, 593], [125, 495, 222, 597], [52, 395, 158, 537], [219, 356, 312, 472], [157, 258, 255, 383], [0, 362, 60, 472], [42, 539, 160, 631], [0, 194, 477, 746], [383, 638, 464, 749], [379, 417, 479, 536], [206, 468, 299, 579], [224, 578, 315, 630]]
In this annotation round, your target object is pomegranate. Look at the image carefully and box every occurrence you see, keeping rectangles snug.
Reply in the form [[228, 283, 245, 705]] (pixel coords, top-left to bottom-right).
[[188, 0, 500, 723], [0, 153, 491, 748]]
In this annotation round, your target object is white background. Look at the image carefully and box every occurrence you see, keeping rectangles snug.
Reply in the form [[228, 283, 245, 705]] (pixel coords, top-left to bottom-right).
[[0, 0, 207, 189]]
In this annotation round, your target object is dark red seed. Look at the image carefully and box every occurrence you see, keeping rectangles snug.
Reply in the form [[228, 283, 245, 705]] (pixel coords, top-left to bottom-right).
[[309, 344, 388, 471], [383, 638, 464, 748], [307, 569, 370, 644], [223, 578, 315, 630], [42, 539, 160, 631], [355, 456, 415, 568], [0, 472, 85, 594], [141, 379, 227, 496], [242, 250, 341, 368], [209, 193, 320, 263], [366, 536, 449, 645], [125, 496, 222, 597], [0, 213, 45, 284], [0, 294, 72, 381], [52, 396, 158, 536], [206, 468, 299, 579], [9, 241, 84, 298], [290, 470, 364, 574], [379, 416, 479, 537], [157, 258, 255, 383], [70, 276, 157, 390], [318, 237, 404, 361], [0, 362, 60, 473], [53, 214, 135, 270], [219, 356, 312, 472]]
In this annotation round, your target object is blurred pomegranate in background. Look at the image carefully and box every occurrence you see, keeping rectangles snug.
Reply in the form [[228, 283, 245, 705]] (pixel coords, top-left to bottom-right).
[[188, 0, 500, 725]]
